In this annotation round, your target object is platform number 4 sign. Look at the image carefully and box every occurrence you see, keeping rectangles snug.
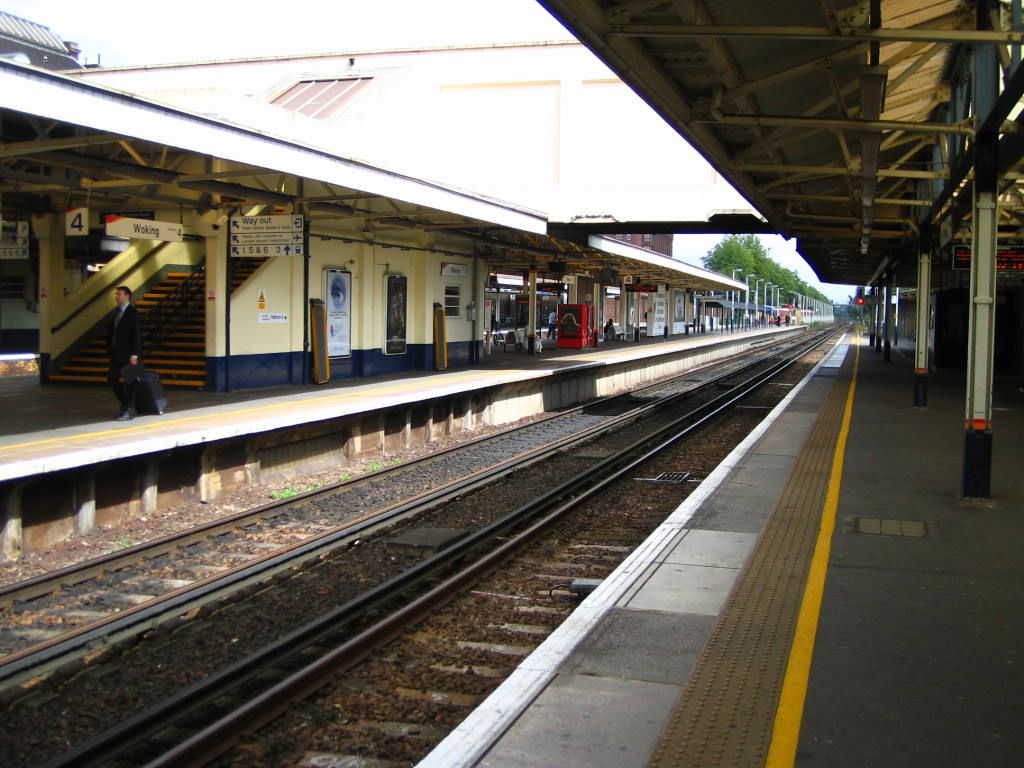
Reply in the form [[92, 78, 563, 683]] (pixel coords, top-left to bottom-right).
[[66, 208, 89, 236]]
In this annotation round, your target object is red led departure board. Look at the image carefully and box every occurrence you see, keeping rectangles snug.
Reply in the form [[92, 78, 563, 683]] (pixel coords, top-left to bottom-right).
[[953, 245, 1024, 270]]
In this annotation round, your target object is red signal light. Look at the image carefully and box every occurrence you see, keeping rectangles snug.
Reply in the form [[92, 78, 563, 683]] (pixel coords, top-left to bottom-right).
[[855, 297, 864, 305]]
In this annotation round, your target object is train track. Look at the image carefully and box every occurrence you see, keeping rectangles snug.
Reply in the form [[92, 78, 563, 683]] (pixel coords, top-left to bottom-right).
[[0, 331, 817, 671], [0, 329, 840, 767]]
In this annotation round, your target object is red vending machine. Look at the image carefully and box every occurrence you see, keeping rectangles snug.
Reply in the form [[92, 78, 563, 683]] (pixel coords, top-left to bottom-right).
[[556, 304, 591, 348]]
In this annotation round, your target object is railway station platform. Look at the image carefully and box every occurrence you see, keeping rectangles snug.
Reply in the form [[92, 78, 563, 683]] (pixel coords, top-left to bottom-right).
[[419, 331, 1024, 768], [0, 326, 797, 555], [0, 327, 783, 479]]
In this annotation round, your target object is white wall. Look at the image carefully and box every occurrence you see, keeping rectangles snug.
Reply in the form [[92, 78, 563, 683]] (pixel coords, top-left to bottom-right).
[[72, 43, 753, 225]]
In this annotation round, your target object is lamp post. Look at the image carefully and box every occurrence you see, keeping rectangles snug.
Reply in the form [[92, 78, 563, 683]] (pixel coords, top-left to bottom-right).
[[755, 278, 765, 327], [731, 268, 743, 332], [745, 273, 756, 329]]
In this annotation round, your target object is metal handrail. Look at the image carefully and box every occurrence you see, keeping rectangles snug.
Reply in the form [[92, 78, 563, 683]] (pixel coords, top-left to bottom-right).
[[50, 242, 170, 334], [142, 261, 206, 348]]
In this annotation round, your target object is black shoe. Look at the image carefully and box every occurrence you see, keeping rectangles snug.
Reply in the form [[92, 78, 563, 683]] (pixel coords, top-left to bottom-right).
[[116, 409, 134, 421]]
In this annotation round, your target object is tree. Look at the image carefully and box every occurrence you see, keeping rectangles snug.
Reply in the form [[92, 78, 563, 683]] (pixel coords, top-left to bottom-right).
[[701, 235, 828, 304]]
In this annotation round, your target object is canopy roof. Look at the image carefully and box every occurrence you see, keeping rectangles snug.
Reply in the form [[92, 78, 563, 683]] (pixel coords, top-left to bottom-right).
[[539, 0, 1024, 287]]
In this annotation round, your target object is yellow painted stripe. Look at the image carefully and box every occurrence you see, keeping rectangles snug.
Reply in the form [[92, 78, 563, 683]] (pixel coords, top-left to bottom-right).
[[765, 332, 860, 767], [0, 332, 748, 456]]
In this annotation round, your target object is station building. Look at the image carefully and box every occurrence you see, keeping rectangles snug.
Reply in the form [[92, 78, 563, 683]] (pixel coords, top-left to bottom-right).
[[0, 57, 746, 394]]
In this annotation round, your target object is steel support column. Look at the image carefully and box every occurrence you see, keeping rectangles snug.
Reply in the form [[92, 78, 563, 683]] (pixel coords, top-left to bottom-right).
[[868, 286, 876, 350], [962, 135, 998, 497], [868, 286, 877, 346], [876, 285, 885, 350], [527, 267, 538, 355], [883, 278, 894, 362], [962, 27, 999, 497], [913, 241, 932, 406]]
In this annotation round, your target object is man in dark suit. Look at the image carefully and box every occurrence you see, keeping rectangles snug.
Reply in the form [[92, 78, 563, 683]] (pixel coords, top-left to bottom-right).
[[107, 285, 142, 421]]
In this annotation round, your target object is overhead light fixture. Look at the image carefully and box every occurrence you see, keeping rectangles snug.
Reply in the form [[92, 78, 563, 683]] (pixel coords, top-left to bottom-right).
[[859, 66, 888, 252]]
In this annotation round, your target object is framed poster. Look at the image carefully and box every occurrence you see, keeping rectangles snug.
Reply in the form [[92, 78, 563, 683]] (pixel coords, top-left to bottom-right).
[[385, 273, 407, 355], [324, 269, 351, 357], [673, 290, 686, 323], [652, 293, 667, 335]]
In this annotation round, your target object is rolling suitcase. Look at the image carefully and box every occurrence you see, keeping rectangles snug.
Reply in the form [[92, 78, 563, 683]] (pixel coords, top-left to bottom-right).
[[134, 370, 168, 415]]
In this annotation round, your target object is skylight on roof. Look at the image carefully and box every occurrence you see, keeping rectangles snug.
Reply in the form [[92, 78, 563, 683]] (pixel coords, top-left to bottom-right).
[[271, 78, 371, 119]]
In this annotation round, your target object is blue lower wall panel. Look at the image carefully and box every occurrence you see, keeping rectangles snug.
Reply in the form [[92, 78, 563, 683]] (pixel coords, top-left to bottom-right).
[[206, 351, 305, 392], [206, 341, 477, 391]]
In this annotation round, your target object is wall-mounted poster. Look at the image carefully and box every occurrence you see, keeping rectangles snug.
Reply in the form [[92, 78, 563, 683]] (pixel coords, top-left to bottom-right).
[[324, 269, 351, 357], [673, 290, 686, 323], [385, 273, 407, 355], [652, 293, 667, 335]]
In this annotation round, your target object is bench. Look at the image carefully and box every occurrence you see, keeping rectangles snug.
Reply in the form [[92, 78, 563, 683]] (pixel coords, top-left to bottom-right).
[[495, 329, 544, 352], [604, 324, 625, 341], [494, 329, 520, 352]]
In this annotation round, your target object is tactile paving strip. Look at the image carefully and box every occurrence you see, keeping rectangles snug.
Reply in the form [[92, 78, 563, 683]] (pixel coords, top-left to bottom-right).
[[647, 358, 854, 768]]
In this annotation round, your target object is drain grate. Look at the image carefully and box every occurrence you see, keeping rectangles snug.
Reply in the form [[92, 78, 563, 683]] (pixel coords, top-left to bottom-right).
[[635, 471, 691, 484], [852, 517, 928, 538]]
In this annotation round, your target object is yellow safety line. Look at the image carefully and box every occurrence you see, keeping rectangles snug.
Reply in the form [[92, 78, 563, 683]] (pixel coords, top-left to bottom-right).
[[0, 333, 754, 455], [0, 369, 493, 453], [765, 332, 860, 767]]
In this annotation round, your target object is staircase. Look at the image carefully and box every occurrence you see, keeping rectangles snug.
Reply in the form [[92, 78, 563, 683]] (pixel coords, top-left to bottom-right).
[[51, 258, 267, 389]]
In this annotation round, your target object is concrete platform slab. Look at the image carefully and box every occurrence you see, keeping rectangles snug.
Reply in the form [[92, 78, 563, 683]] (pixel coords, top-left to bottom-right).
[[663, 529, 757, 568], [559, 608, 717, 685], [623, 561, 741, 615], [478, 673, 680, 768]]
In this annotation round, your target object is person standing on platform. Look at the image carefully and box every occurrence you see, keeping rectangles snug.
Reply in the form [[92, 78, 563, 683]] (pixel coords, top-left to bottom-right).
[[548, 309, 557, 339], [107, 285, 141, 421]]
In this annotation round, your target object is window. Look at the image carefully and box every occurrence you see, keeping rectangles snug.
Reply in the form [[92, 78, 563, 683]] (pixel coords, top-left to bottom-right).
[[444, 285, 461, 317], [271, 78, 371, 119]]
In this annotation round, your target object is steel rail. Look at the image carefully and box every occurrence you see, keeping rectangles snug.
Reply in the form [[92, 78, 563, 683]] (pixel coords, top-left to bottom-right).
[[1, 333, 814, 686], [42, 329, 839, 768], [0, 333, 796, 609]]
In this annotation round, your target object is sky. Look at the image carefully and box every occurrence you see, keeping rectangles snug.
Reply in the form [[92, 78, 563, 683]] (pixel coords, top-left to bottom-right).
[[2, 0, 572, 66], [4, 0, 852, 302]]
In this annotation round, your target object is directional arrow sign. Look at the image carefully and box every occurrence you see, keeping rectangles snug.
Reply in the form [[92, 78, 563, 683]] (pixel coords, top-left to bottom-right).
[[231, 232, 302, 245], [230, 214, 303, 233], [231, 244, 303, 258]]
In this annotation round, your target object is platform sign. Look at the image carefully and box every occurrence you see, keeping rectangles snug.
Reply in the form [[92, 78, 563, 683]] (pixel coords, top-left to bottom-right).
[[0, 220, 29, 259], [229, 214, 304, 257], [230, 214, 303, 234], [231, 232, 303, 245], [105, 215, 183, 242], [258, 312, 288, 323], [65, 208, 88, 236], [231, 243, 304, 257]]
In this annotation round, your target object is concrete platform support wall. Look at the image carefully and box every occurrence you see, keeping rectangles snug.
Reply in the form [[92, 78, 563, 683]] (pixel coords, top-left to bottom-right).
[[0, 329, 802, 558]]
